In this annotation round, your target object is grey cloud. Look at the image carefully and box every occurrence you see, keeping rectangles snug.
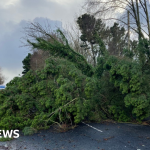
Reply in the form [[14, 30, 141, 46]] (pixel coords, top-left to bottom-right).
[[0, 0, 84, 84], [0, 20, 28, 70], [33, 17, 62, 31], [0, 17, 63, 84], [0, 0, 84, 25]]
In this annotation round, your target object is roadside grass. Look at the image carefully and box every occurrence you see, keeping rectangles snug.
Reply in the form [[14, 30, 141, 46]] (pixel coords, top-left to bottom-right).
[[0, 137, 13, 142]]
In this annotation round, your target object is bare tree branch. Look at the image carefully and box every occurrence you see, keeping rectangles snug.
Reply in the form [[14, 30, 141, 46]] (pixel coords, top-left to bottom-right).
[[84, 0, 150, 39]]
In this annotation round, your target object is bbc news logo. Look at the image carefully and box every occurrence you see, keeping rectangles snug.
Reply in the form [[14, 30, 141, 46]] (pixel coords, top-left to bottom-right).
[[0, 85, 5, 90], [0, 130, 19, 138]]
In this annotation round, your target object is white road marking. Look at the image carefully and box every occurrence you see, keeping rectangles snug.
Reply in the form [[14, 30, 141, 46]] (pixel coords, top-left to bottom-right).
[[82, 122, 103, 132]]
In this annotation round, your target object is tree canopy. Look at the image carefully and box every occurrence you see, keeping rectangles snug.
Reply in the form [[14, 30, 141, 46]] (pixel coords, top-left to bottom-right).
[[0, 16, 150, 134], [22, 53, 32, 75], [84, 0, 150, 39]]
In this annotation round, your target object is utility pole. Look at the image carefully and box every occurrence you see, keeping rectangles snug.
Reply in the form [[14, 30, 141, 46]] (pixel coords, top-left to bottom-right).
[[128, 11, 130, 50]]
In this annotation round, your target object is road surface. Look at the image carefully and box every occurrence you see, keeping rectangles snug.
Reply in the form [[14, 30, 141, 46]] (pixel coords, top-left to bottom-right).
[[0, 122, 150, 150]]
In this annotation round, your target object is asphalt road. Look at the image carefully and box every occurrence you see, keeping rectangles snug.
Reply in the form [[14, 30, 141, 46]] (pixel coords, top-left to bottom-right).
[[0, 122, 150, 150]]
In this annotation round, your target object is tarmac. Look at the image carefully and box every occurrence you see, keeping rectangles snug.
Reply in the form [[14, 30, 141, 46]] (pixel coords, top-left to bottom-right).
[[0, 122, 150, 150]]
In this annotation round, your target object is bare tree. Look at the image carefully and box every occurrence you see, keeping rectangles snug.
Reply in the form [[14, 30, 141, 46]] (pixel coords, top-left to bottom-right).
[[21, 20, 64, 50], [30, 50, 49, 72], [23, 20, 95, 65], [22, 21, 66, 71], [63, 21, 94, 65], [22, 20, 95, 66], [0, 67, 5, 85], [84, 0, 150, 40]]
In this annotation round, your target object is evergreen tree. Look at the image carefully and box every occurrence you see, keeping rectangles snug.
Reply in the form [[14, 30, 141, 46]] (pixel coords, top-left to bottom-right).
[[22, 53, 31, 75], [0, 67, 5, 85], [1, 20, 150, 134], [77, 14, 107, 66], [107, 23, 127, 56]]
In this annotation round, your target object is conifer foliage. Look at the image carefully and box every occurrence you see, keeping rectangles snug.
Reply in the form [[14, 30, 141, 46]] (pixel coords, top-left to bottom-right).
[[0, 28, 150, 132], [22, 53, 32, 75], [0, 30, 99, 131]]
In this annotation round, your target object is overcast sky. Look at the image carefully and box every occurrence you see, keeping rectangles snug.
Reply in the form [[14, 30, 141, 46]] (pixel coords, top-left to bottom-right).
[[0, 0, 85, 85]]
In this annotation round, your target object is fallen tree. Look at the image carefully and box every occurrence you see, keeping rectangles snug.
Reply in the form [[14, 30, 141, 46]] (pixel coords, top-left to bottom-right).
[[0, 30, 150, 133]]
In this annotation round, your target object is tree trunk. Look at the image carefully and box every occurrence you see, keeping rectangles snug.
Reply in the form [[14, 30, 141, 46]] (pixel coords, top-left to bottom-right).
[[144, 0, 150, 40], [128, 11, 130, 50], [91, 43, 96, 67], [135, 0, 142, 39]]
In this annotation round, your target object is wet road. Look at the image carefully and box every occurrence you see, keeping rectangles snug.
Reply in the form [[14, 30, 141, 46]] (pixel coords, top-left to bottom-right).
[[0, 122, 150, 150]]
